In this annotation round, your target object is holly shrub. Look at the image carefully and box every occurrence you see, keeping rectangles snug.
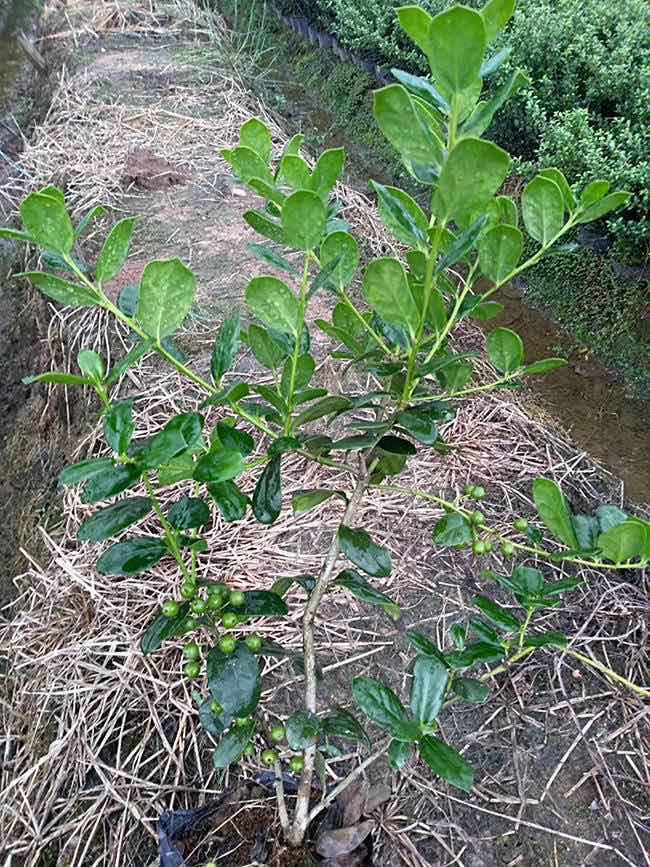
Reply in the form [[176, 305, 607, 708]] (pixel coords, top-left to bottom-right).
[[3, 0, 648, 848]]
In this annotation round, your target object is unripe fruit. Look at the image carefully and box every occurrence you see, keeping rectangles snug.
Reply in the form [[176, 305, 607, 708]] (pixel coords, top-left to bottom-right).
[[270, 724, 285, 743], [464, 483, 475, 496], [514, 518, 529, 532], [235, 717, 250, 727], [484, 541, 494, 553], [207, 583, 228, 596], [471, 485, 486, 500], [243, 744, 255, 757], [180, 583, 197, 600], [218, 636, 236, 654], [229, 590, 245, 607], [184, 616, 198, 630], [245, 634, 262, 653], [184, 661, 201, 679], [222, 612, 238, 630], [290, 756, 304, 773], [210, 699, 223, 715], [183, 642, 201, 661], [473, 541, 487, 555], [191, 598, 207, 615], [261, 749, 278, 766], [502, 542, 515, 557], [162, 600, 180, 618], [470, 511, 485, 526], [207, 593, 224, 611]]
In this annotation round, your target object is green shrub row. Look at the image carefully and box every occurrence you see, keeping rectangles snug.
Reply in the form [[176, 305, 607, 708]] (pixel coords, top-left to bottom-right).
[[279, 0, 650, 261]]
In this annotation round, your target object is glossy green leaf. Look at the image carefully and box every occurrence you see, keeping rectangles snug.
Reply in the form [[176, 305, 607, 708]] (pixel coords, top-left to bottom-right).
[[486, 327, 524, 373], [248, 243, 297, 275], [280, 353, 315, 398], [410, 655, 448, 726], [532, 478, 579, 549], [245, 324, 286, 369], [168, 496, 211, 530], [103, 400, 134, 455], [575, 191, 632, 224], [232, 590, 288, 617], [522, 176, 564, 245], [321, 708, 370, 748], [479, 224, 523, 284], [140, 601, 189, 655], [23, 372, 91, 387], [252, 455, 282, 524], [434, 138, 510, 226], [208, 480, 248, 522], [320, 231, 359, 288], [437, 216, 488, 273], [362, 257, 418, 338], [135, 412, 204, 470], [473, 596, 521, 632], [292, 489, 342, 515], [244, 209, 285, 244], [213, 718, 255, 768], [418, 6, 486, 93], [445, 641, 506, 669], [522, 358, 567, 375], [388, 739, 413, 770], [96, 537, 167, 575], [335, 569, 401, 621], [207, 642, 260, 722], [240, 117, 272, 163], [398, 407, 438, 446], [20, 188, 74, 255], [282, 190, 327, 251], [194, 448, 244, 484], [524, 631, 568, 649], [432, 514, 472, 548], [295, 395, 352, 427], [406, 631, 449, 667], [211, 312, 241, 386], [597, 521, 647, 564], [59, 458, 114, 486], [286, 709, 320, 750], [78, 497, 152, 542], [352, 676, 419, 741], [538, 168, 575, 212], [338, 525, 392, 577], [462, 69, 529, 138], [377, 435, 416, 456], [419, 734, 474, 791], [246, 276, 300, 336], [312, 147, 345, 197], [82, 463, 142, 504], [373, 84, 444, 169], [216, 421, 255, 456], [452, 677, 489, 703], [137, 258, 196, 340], [370, 181, 428, 248], [96, 217, 136, 285], [20, 272, 98, 308]]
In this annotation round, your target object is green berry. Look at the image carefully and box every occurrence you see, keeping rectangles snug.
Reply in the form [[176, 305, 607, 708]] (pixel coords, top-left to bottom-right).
[[473, 540, 487, 555], [207, 593, 224, 611], [289, 756, 304, 774], [514, 518, 529, 532], [229, 590, 245, 607], [245, 634, 262, 653], [470, 511, 485, 526], [235, 716, 250, 727], [484, 541, 494, 553], [184, 616, 198, 630], [464, 483, 475, 496], [243, 744, 255, 757], [270, 724, 285, 743], [183, 642, 201, 661], [162, 600, 180, 618], [222, 611, 239, 630], [180, 583, 197, 600], [208, 583, 228, 596], [184, 661, 201, 679], [210, 699, 223, 715], [261, 749, 278, 766], [471, 485, 486, 500], [502, 542, 515, 557], [218, 636, 237, 654], [191, 598, 207, 615]]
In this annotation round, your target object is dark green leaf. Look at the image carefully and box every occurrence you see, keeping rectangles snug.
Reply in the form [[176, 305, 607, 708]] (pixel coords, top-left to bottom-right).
[[168, 496, 211, 530], [82, 463, 142, 504], [524, 631, 568, 649], [96, 537, 167, 575], [410, 655, 448, 726], [248, 242, 297, 275], [473, 596, 521, 632], [321, 709, 370, 748], [292, 489, 343, 515], [335, 569, 401, 621], [78, 496, 152, 542], [140, 602, 189, 655], [452, 678, 489, 703], [419, 734, 474, 792], [388, 739, 413, 770], [432, 514, 472, 548], [522, 358, 567, 376], [135, 412, 204, 470], [23, 372, 91, 386], [20, 272, 98, 307], [377, 435, 416, 456], [211, 312, 241, 385], [194, 449, 244, 484], [245, 324, 286, 369], [104, 400, 134, 455], [406, 631, 449, 667], [370, 181, 428, 248], [208, 480, 248, 522], [198, 699, 226, 737], [59, 457, 115, 486], [373, 84, 444, 170], [571, 513, 599, 552], [437, 216, 488, 273], [445, 641, 506, 669], [352, 676, 419, 741], [468, 616, 501, 646], [216, 421, 255, 456], [232, 591, 288, 617], [280, 353, 315, 398], [207, 643, 261, 722], [338, 526, 391, 578], [462, 69, 529, 138], [252, 455, 282, 524], [320, 231, 359, 288], [295, 395, 352, 427], [398, 407, 439, 446], [286, 710, 320, 749], [532, 478, 579, 549], [213, 719, 255, 768]]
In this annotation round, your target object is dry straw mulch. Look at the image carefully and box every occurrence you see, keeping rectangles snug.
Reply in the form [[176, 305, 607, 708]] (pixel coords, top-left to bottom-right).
[[1, 2, 649, 866]]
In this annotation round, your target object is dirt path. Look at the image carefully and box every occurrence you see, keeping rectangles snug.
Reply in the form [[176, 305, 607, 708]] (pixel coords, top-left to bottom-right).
[[1, 3, 648, 866]]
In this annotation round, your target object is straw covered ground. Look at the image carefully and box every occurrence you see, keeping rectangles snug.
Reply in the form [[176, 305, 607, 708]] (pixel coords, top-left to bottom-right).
[[1, 2, 649, 865]]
